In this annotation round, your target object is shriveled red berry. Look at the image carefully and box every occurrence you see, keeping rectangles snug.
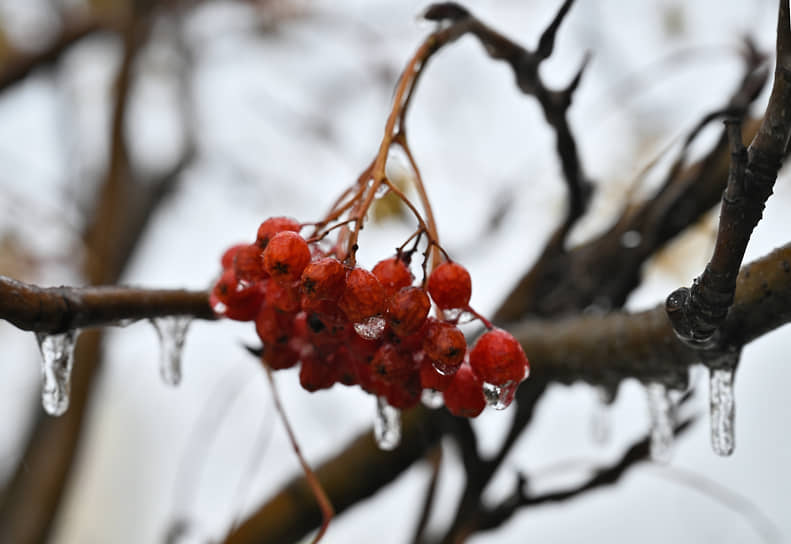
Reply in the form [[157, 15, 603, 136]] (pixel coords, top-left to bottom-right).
[[301, 257, 347, 304], [372, 257, 413, 298], [211, 269, 263, 321], [419, 358, 454, 392], [255, 305, 295, 345], [263, 344, 299, 370], [221, 243, 247, 269], [338, 267, 386, 322], [422, 318, 467, 374], [387, 286, 430, 337], [299, 352, 339, 392], [427, 261, 472, 310], [263, 279, 301, 312], [256, 216, 301, 249], [371, 343, 416, 385], [469, 328, 529, 385], [263, 231, 311, 284], [384, 374, 421, 409], [233, 244, 267, 283], [443, 364, 486, 417]]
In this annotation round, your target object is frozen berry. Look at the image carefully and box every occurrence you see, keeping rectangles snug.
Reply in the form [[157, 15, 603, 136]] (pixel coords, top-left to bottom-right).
[[422, 318, 466, 374], [221, 243, 248, 269], [384, 374, 421, 409], [255, 305, 295, 345], [371, 343, 416, 385], [263, 279, 301, 312], [256, 216, 301, 249], [372, 257, 413, 298], [211, 269, 263, 321], [301, 257, 347, 304], [419, 358, 454, 392], [233, 244, 267, 283], [263, 231, 311, 284], [387, 286, 430, 337], [428, 261, 472, 310], [443, 364, 486, 418], [338, 267, 386, 322], [299, 352, 339, 391], [469, 328, 529, 385]]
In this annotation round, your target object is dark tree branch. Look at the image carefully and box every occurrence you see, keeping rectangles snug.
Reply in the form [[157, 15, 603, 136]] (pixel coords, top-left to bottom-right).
[[0, 276, 213, 333], [667, 0, 791, 351]]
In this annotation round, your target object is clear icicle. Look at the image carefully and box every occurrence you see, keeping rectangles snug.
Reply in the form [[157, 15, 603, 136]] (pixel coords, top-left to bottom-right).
[[151, 316, 192, 386], [421, 388, 444, 409], [374, 396, 401, 450], [591, 386, 613, 445], [709, 367, 735, 456], [646, 382, 674, 463], [36, 330, 79, 416]]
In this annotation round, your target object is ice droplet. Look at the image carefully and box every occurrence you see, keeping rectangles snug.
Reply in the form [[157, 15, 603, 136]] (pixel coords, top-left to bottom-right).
[[646, 382, 674, 463], [590, 386, 614, 445], [353, 316, 386, 340], [212, 301, 227, 315], [151, 316, 192, 386], [374, 182, 389, 199], [421, 388, 444, 409], [709, 367, 735, 456], [374, 396, 401, 450], [482, 381, 517, 410], [36, 330, 79, 416]]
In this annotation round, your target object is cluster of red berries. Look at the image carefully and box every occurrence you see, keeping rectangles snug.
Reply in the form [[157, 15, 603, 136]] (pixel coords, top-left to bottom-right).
[[211, 217, 530, 417]]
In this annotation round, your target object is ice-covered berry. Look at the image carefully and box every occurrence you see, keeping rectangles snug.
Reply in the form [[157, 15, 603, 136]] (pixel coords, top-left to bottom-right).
[[256, 216, 301, 249], [442, 364, 486, 418], [301, 257, 347, 305], [233, 244, 267, 283], [338, 267, 386, 322], [372, 257, 413, 298], [386, 286, 430, 337], [422, 318, 466, 374], [262, 231, 311, 284], [427, 261, 472, 310], [469, 328, 529, 385]]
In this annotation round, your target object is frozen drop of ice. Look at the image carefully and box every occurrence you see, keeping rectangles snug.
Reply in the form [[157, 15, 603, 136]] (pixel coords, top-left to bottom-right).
[[482, 381, 517, 410], [212, 300, 227, 315], [36, 330, 79, 416], [591, 386, 614, 445], [151, 316, 192, 386], [374, 183, 389, 199], [646, 382, 674, 463], [709, 367, 735, 456], [421, 388, 444, 409], [354, 316, 386, 340], [374, 396, 401, 450]]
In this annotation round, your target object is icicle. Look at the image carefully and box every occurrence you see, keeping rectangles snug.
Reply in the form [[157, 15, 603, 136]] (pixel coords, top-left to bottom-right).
[[151, 316, 192, 386], [709, 367, 735, 456], [590, 386, 614, 445], [36, 330, 79, 416], [421, 388, 444, 409], [353, 316, 386, 340], [374, 396, 401, 450], [482, 380, 517, 410], [646, 382, 674, 463]]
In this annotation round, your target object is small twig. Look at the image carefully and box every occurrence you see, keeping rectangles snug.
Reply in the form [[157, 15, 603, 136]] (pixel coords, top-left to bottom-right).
[[410, 446, 443, 544]]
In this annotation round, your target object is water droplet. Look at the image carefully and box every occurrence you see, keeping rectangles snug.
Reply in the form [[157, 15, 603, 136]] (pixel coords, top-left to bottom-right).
[[212, 300, 228, 315], [591, 386, 614, 445], [442, 308, 464, 321], [151, 316, 192, 386], [421, 388, 444, 409], [709, 367, 735, 456], [482, 381, 517, 410], [646, 382, 674, 463], [620, 230, 642, 249], [374, 396, 401, 450], [353, 316, 386, 340], [375, 183, 389, 199], [431, 360, 459, 376], [36, 330, 79, 416]]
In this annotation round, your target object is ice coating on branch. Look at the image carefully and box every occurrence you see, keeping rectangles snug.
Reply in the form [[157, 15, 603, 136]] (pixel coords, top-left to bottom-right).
[[646, 382, 674, 463], [374, 396, 401, 450], [421, 388, 444, 409], [353, 316, 386, 340], [709, 367, 735, 456], [151, 316, 192, 386], [36, 330, 79, 416], [482, 380, 517, 410], [591, 386, 613, 445]]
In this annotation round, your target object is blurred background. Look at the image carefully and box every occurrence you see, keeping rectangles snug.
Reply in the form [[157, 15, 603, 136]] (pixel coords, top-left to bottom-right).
[[0, 0, 789, 542]]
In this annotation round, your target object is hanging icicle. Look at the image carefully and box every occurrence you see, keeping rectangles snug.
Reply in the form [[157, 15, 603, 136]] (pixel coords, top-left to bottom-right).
[[646, 382, 674, 463], [709, 367, 735, 456], [151, 316, 192, 386], [374, 396, 401, 450], [36, 330, 79, 416]]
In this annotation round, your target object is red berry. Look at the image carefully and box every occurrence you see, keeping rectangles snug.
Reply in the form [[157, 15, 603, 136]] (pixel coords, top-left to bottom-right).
[[387, 286, 430, 337], [371, 343, 416, 385], [263, 344, 299, 370], [299, 352, 339, 392], [233, 244, 267, 283], [221, 243, 247, 269], [211, 269, 263, 321], [384, 374, 421, 409], [419, 358, 454, 392], [255, 305, 295, 345], [338, 267, 386, 322], [372, 257, 413, 298], [263, 231, 312, 284], [263, 279, 301, 312], [301, 257, 347, 304], [256, 216, 301, 249], [443, 364, 486, 418], [422, 318, 466, 374], [468, 328, 529, 385], [428, 261, 472, 310]]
